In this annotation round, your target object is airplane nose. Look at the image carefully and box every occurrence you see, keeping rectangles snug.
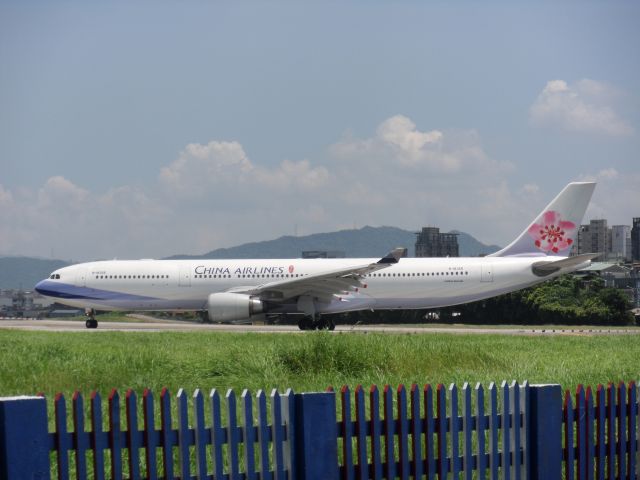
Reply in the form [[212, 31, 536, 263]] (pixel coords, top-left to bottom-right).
[[34, 280, 46, 294]]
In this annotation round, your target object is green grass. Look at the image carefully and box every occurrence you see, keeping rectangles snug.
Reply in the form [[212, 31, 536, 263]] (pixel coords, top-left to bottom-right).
[[1, 329, 639, 398]]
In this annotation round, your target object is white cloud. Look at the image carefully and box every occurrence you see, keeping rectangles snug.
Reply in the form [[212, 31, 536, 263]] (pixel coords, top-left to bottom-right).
[[159, 141, 253, 197], [578, 169, 640, 226], [3, 114, 636, 261], [530, 79, 633, 136], [159, 140, 329, 199], [331, 115, 510, 174]]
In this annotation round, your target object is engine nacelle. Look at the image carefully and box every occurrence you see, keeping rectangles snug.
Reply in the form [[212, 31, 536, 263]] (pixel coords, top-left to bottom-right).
[[207, 292, 264, 322]]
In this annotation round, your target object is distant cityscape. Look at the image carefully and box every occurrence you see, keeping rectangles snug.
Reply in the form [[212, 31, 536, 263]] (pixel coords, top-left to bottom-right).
[[570, 217, 640, 262]]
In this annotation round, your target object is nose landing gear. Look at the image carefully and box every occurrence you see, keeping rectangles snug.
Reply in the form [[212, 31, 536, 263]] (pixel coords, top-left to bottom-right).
[[85, 309, 98, 329]]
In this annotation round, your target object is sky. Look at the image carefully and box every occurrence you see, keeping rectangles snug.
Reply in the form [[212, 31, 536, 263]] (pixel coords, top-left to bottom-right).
[[1, 1, 639, 261]]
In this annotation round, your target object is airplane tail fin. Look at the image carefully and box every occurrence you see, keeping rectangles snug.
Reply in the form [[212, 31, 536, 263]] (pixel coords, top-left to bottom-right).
[[488, 182, 596, 258]]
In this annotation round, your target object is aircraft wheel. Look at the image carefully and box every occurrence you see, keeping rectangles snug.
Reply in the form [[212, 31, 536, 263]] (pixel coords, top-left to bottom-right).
[[298, 317, 312, 331], [85, 319, 98, 329], [327, 318, 336, 331]]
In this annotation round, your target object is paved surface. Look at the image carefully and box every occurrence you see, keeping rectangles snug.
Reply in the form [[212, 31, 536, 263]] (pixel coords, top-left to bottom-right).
[[1, 318, 639, 335]]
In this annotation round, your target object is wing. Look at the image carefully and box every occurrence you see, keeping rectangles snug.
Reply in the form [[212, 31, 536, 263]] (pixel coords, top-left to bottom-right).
[[229, 248, 405, 303]]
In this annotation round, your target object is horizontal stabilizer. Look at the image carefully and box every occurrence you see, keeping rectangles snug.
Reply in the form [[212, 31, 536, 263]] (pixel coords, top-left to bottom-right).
[[531, 253, 600, 277]]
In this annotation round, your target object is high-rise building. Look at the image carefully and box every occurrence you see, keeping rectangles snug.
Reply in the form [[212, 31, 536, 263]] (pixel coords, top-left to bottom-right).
[[632, 218, 640, 262], [301, 251, 346, 259], [572, 224, 591, 256], [415, 227, 459, 257], [589, 219, 609, 257], [611, 225, 631, 261], [573, 219, 609, 259]]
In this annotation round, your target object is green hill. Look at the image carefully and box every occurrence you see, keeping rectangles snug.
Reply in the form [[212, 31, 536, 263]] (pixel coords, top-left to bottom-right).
[[0, 257, 70, 290], [168, 226, 500, 259]]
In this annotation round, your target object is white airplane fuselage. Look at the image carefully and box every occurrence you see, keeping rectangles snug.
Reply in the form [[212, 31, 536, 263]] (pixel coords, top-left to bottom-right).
[[36, 255, 577, 314]]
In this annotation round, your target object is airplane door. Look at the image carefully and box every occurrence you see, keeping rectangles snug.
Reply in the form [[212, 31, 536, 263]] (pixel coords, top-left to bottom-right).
[[178, 264, 192, 287], [481, 264, 494, 282]]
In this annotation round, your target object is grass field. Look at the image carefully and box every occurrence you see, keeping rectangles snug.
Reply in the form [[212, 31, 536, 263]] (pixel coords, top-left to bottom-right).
[[1, 329, 639, 398]]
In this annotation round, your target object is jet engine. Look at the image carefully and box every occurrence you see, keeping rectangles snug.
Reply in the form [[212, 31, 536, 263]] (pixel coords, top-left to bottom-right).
[[207, 292, 264, 322]]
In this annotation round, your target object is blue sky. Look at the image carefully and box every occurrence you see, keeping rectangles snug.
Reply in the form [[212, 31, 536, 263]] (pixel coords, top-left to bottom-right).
[[1, 1, 639, 260]]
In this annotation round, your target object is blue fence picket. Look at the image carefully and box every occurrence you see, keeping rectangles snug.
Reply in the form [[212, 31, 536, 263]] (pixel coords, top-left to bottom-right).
[[281, 388, 296, 477], [410, 384, 423, 480], [628, 382, 637, 478], [596, 385, 606, 480], [423, 384, 435, 480], [257, 390, 272, 480], [341, 385, 354, 480], [475, 383, 486, 480], [383, 385, 396, 479], [354, 385, 368, 480], [618, 382, 627, 480], [509, 380, 522, 480], [176, 389, 191, 480], [142, 389, 157, 480], [72, 392, 88, 480], [242, 389, 257, 480], [270, 389, 285, 480], [369, 385, 383, 480], [450, 384, 460, 478], [397, 384, 409, 479], [160, 387, 175, 479], [210, 389, 225, 480], [489, 382, 499, 480], [227, 389, 241, 480], [108, 389, 123, 480], [576, 386, 586, 480], [462, 383, 473, 480], [193, 389, 208, 479], [520, 380, 530, 476], [585, 386, 595, 480], [502, 381, 511, 480], [607, 383, 615, 480], [436, 384, 448, 479], [125, 389, 141, 480], [90, 392, 106, 480]]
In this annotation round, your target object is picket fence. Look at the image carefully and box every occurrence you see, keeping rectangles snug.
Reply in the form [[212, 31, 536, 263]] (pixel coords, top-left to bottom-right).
[[563, 382, 639, 480], [0, 380, 638, 479]]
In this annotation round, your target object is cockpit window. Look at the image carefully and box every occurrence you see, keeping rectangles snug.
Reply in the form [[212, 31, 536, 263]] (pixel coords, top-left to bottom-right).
[[50, 274, 61, 280]]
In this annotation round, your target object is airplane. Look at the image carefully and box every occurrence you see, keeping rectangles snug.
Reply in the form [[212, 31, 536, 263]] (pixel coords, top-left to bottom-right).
[[35, 182, 598, 330]]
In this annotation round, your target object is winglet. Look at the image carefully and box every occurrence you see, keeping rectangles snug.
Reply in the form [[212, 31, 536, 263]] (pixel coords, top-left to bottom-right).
[[377, 247, 406, 264]]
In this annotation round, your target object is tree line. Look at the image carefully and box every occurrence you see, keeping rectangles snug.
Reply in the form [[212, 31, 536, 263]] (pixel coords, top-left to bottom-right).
[[326, 275, 636, 326]]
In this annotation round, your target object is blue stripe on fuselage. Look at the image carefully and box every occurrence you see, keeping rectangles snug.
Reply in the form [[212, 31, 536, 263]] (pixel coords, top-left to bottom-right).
[[34, 280, 158, 301]]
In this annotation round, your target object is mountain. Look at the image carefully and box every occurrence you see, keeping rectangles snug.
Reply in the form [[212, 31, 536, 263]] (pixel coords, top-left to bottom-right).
[[451, 230, 502, 258], [167, 226, 500, 260], [0, 257, 70, 290]]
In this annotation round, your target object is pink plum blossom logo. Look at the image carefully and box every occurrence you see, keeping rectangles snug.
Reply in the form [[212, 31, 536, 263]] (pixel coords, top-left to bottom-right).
[[528, 210, 576, 254]]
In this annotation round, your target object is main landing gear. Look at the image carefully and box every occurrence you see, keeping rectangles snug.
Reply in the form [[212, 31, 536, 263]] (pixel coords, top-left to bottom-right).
[[85, 308, 98, 329], [297, 315, 335, 331]]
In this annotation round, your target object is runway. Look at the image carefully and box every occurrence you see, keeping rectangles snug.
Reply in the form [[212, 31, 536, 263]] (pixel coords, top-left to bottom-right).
[[1, 318, 638, 336]]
